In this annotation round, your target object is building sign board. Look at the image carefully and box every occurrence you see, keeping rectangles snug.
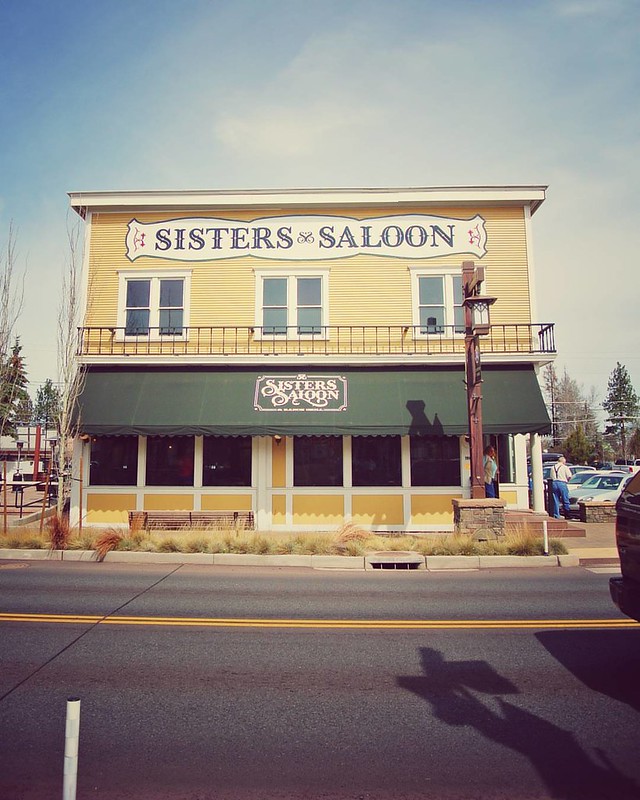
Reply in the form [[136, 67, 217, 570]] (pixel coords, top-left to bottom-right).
[[254, 374, 347, 412], [126, 214, 487, 262]]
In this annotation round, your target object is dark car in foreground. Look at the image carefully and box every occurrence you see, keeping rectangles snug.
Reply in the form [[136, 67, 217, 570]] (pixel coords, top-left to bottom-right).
[[610, 470, 640, 621]]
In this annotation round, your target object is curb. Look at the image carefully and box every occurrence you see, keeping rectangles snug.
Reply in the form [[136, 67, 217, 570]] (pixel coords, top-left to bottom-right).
[[0, 548, 586, 570]]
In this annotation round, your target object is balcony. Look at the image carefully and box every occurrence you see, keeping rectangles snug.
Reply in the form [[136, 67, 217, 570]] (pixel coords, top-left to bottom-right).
[[77, 323, 555, 359]]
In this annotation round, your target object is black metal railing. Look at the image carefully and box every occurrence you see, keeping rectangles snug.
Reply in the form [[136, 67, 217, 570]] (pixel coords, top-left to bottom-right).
[[77, 323, 555, 358]]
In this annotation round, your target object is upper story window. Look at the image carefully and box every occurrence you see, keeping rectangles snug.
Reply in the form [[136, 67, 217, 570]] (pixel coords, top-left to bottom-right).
[[118, 271, 191, 338], [410, 269, 464, 335], [256, 270, 328, 338]]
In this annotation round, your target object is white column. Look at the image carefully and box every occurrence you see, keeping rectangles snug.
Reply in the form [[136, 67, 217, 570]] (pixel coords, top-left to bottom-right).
[[530, 433, 545, 512]]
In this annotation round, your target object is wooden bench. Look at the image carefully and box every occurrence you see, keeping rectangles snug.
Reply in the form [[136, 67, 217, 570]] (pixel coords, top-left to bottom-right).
[[128, 510, 255, 531]]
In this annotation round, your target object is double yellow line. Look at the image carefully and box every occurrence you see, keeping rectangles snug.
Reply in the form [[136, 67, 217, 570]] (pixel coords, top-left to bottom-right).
[[1, 612, 638, 630]]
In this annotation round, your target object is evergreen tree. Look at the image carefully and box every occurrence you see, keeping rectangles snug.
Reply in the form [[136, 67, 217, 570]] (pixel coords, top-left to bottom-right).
[[602, 362, 640, 459], [0, 338, 30, 437], [33, 378, 61, 428], [563, 425, 592, 465]]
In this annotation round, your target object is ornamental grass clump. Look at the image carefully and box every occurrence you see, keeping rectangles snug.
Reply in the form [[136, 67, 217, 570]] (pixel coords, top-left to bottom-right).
[[94, 528, 124, 561], [47, 513, 71, 551]]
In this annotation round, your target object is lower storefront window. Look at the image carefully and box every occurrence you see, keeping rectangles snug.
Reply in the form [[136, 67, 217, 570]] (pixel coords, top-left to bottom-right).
[[89, 435, 138, 486], [203, 436, 252, 486], [352, 436, 401, 486], [146, 436, 194, 486], [410, 435, 461, 486], [294, 436, 343, 486]]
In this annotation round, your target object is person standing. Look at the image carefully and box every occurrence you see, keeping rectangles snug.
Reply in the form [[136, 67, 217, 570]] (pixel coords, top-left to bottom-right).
[[551, 456, 572, 518], [483, 445, 498, 498]]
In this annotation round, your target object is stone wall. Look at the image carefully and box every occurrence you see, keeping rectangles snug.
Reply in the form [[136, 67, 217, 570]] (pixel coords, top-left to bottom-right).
[[579, 501, 617, 523], [452, 498, 506, 539]]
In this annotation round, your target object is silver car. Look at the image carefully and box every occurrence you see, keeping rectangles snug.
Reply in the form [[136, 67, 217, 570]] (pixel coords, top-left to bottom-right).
[[568, 472, 633, 518]]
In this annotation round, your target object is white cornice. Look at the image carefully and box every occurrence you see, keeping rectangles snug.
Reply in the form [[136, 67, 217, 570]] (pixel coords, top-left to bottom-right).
[[69, 185, 547, 216]]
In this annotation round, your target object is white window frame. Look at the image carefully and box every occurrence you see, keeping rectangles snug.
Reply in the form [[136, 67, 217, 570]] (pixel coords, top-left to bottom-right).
[[116, 270, 192, 341], [254, 268, 330, 340], [409, 267, 464, 337]]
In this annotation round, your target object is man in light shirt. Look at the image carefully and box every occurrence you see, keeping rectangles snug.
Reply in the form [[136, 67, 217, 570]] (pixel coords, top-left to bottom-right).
[[551, 456, 572, 519]]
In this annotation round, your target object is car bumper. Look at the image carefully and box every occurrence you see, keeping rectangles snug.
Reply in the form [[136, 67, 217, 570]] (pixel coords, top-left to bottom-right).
[[609, 576, 640, 622]]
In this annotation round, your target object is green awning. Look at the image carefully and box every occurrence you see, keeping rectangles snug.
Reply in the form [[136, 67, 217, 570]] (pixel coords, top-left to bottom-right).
[[76, 365, 550, 437]]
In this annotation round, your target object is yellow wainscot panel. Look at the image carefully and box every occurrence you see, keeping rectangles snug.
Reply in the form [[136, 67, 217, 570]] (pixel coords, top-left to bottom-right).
[[292, 495, 344, 525], [143, 494, 194, 511], [200, 494, 253, 511], [272, 438, 286, 488], [86, 493, 137, 525], [411, 494, 462, 525], [499, 490, 518, 506], [272, 494, 287, 525], [351, 495, 404, 525]]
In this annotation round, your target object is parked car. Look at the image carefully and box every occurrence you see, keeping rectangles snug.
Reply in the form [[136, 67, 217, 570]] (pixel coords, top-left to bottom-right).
[[610, 470, 640, 621], [567, 472, 633, 518], [567, 471, 598, 488], [613, 459, 640, 474], [569, 465, 596, 473]]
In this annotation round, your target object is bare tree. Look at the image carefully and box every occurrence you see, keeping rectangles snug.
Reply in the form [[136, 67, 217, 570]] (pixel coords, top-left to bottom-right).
[[56, 218, 86, 513], [0, 222, 26, 438]]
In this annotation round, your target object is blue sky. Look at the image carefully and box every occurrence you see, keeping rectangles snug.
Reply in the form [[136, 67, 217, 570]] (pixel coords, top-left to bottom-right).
[[1, 0, 638, 414]]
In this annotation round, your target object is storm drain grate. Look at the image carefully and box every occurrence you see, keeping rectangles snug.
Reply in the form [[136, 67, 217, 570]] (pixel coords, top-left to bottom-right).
[[366, 552, 425, 570]]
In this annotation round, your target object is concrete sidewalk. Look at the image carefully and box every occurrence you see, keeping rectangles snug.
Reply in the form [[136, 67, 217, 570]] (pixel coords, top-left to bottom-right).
[[556, 521, 619, 565]]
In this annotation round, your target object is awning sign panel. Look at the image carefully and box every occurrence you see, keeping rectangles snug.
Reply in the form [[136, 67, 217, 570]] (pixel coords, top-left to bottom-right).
[[254, 374, 347, 412], [125, 214, 487, 262]]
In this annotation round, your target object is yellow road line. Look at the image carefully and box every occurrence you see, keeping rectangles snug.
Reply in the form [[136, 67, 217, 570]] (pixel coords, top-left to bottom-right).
[[0, 612, 638, 629]]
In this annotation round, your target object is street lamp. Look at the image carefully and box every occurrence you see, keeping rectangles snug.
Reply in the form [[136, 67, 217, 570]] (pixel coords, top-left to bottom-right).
[[462, 261, 497, 499]]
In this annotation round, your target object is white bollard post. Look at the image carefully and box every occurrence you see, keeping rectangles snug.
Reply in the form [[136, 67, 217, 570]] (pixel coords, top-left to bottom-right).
[[63, 697, 81, 800], [542, 517, 549, 556]]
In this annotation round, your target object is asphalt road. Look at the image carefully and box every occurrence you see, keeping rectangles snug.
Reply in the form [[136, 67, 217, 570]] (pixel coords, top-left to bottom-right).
[[1, 561, 639, 800]]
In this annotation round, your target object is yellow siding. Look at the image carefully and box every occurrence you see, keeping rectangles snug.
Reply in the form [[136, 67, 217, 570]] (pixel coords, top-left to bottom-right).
[[411, 494, 462, 524], [85, 205, 531, 329], [351, 495, 404, 525], [200, 494, 253, 511], [143, 494, 194, 511], [292, 495, 344, 524], [85, 493, 136, 524], [272, 438, 286, 487]]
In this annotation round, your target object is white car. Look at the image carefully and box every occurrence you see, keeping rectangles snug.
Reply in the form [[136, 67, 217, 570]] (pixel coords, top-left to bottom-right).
[[568, 472, 634, 518]]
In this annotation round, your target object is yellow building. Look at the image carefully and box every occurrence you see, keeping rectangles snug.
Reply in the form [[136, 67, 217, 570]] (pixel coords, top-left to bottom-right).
[[69, 186, 553, 531]]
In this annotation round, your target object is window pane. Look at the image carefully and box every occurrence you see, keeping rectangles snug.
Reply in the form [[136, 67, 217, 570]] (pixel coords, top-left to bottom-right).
[[203, 436, 252, 487], [410, 436, 460, 486], [419, 277, 443, 305], [453, 279, 464, 305], [263, 308, 288, 334], [420, 307, 445, 332], [126, 280, 150, 308], [352, 436, 401, 486], [126, 309, 150, 335], [294, 436, 343, 486], [297, 277, 321, 305], [297, 307, 322, 334], [146, 436, 194, 486], [159, 309, 183, 335], [89, 436, 138, 486], [263, 278, 287, 306], [453, 306, 465, 333], [160, 279, 183, 308]]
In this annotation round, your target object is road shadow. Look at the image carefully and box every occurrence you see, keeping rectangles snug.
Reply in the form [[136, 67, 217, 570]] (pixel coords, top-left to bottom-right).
[[536, 630, 640, 712], [398, 647, 640, 800]]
